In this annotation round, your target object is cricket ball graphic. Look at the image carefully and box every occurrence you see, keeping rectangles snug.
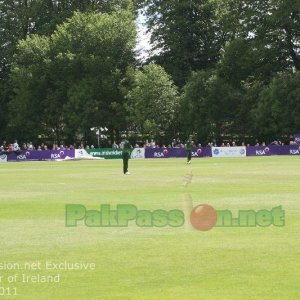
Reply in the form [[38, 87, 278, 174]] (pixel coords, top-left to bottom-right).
[[190, 204, 217, 231]]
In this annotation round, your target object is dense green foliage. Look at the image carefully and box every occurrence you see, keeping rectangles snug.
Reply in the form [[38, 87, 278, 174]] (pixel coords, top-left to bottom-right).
[[0, 0, 299, 145], [126, 64, 179, 138], [9, 10, 136, 144]]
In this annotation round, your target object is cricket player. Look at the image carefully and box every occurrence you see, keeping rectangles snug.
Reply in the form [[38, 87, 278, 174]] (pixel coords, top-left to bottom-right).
[[120, 135, 131, 175], [185, 135, 193, 164]]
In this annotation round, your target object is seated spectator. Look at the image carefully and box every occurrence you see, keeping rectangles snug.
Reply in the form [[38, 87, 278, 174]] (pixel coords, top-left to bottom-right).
[[27, 142, 34, 151], [1, 141, 8, 153], [150, 139, 156, 148], [270, 140, 279, 145], [13, 140, 20, 152], [112, 141, 118, 148], [144, 140, 150, 148], [171, 139, 177, 148]]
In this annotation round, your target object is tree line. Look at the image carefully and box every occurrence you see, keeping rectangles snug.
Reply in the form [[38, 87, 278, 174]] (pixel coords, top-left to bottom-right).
[[0, 0, 299, 146]]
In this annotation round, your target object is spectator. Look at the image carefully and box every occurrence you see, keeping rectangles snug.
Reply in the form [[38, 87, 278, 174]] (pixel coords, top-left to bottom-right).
[[28, 142, 34, 151], [144, 140, 150, 148], [150, 139, 156, 148], [13, 140, 20, 152], [171, 139, 177, 148], [0, 141, 8, 153]]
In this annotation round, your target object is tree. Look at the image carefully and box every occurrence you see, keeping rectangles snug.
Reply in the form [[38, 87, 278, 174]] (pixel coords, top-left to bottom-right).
[[213, 0, 300, 72], [126, 63, 179, 139], [0, 0, 138, 141], [140, 0, 227, 86], [9, 10, 136, 144], [217, 38, 287, 88], [253, 72, 300, 141], [180, 70, 241, 142]]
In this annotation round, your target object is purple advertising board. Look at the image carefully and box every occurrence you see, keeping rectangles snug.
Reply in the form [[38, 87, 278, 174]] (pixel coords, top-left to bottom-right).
[[2, 146, 300, 162], [145, 148, 212, 158], [146, 146, 300, 158], [246, 146, 272, 156], [271, 145, 300, 155], [4, 150, 75, 161], [247, 145, 300, 156]]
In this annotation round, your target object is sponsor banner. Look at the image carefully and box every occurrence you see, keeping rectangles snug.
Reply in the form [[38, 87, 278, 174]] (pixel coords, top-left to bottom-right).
[[246, 146, 272, 156], [145, 148, 211, 158], [86, 148, 123, 159], [212, 147, 246, 158], [246, 145, 300, 156], [131, 148, 145, 159], [86, 148, 145, 159], [6, 150, 75, 161], [0, 154, 7, 163], [75, 149, 91, 159], [271, 145, 300, 155]]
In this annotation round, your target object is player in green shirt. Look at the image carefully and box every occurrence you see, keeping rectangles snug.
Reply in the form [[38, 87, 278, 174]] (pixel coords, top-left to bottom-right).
[[120, 135, 131, 175], [185, 135, 193, 164]]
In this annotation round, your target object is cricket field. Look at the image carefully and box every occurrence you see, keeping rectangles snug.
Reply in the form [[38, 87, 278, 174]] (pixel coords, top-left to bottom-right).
[[0, 157, 299, 299]]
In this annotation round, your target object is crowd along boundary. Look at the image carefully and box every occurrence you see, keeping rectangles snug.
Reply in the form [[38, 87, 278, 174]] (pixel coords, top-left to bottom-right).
[[1, 145, 300, 163]]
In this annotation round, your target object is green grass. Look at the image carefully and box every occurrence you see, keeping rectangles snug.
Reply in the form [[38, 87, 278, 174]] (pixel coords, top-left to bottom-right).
[[0, 157, 299, 299]]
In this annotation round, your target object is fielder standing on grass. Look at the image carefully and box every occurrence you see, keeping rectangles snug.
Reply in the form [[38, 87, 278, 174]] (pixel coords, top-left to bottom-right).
[[121, 134, 131, 175], [185, 135, 193, 164]]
